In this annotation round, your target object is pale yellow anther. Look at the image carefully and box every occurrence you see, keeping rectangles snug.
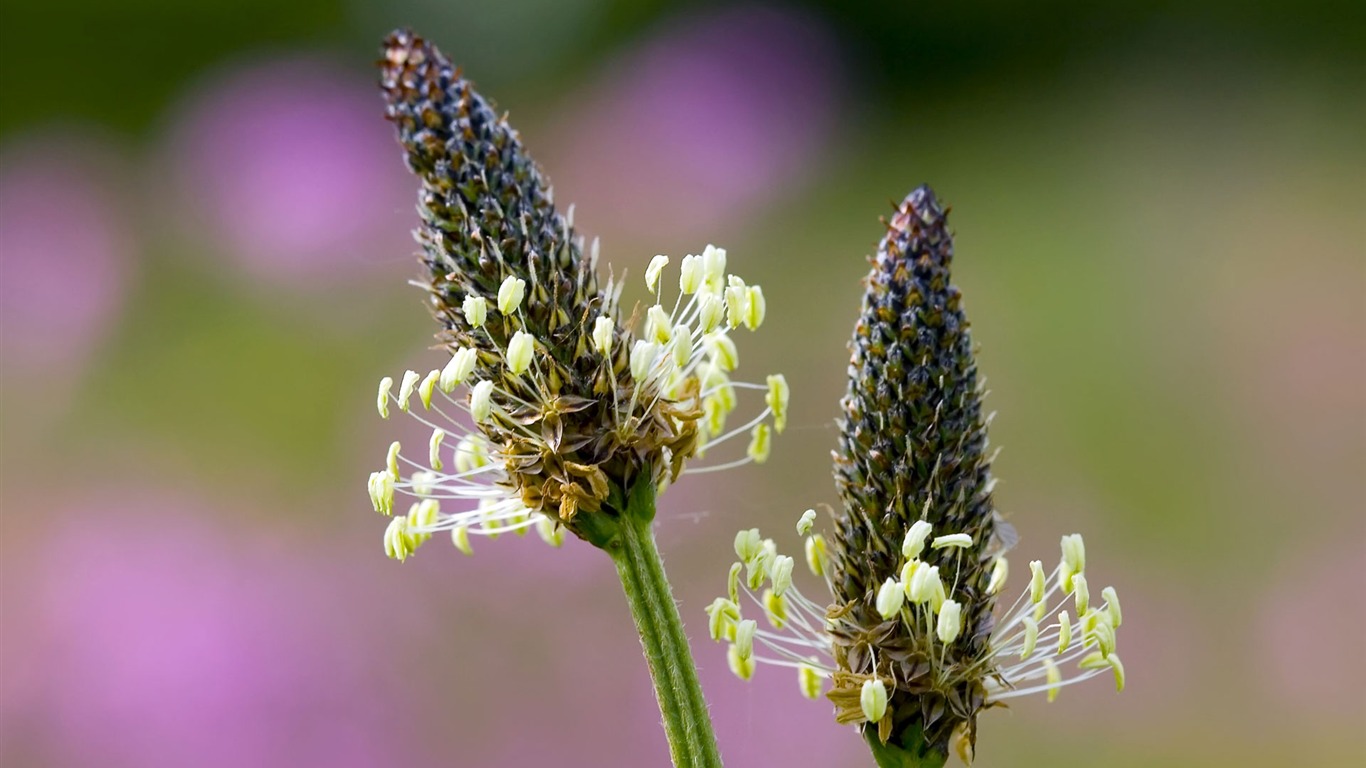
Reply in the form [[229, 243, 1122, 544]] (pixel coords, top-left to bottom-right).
[[644, 305, 672, 344], [470, 380, 494, 423], [428, 428, 445, 471], [932, 533, 974, 550], [451, 525, 473, 556], [1029, 560, 1046, 604], [386, 441, 401, 480], [367, 471, 395, 516], [630, 340, 660, 383], [746, 540, 776, 590], [1089, 619, 1116, 658], [1057, 610, 1072, 653], [1103, 586, 1122, 627], [1079, 651, 1109, 671], [410, 471, 437, 497], [1108, 653, 1126, 692], [497, 275, 526, 314], [804, 534, 828, 577], [987, 557, 1009, 595], [861, 679, 888, 723], [702, 244, 727, 291], [679, 254, 703, 294], [1061, 533, 1087, 573], [440, 348, 477, 393], [704, 332, 738, 371], [398, 370, 421, 412], [876, 578, 905, 619], [798, 664, 823, 700], [727, 562, 743, 603], [645, 254, 669, 293], [705, 597, 741, 641], [728, 643, 756, 681], [909, 564, 945, 610], [747, 423, 771, 464], [412, 498, 440, 531], [724, 281, 748, 329], [1060, 533, 1086, 592], [937, 599, 963, 644], [698, 293, 725, 333], [418, 370, 440, 409], [462, 295, 487, 328], [507, 331, 535, 375], [1020, 616, 1039, 659], [734, 528, 762, 561], [796, 508, 816, 536], [902, 520, 933, 559], [455, 435, 489, 473], [1073, 573, 1090, 615], [383, 516, 413, 561], [743, 285, 765, 330], [1043, 659, 1062, 702], [592, 316, 614, 355], [377, 376, 394, 419], [671, 324, 693, 366], [900, 559, 921, 588], [734, 619, 757, 660], [766, 374, 789, 433], [771, 555, 795, 597], [763, 589, 788, 629]]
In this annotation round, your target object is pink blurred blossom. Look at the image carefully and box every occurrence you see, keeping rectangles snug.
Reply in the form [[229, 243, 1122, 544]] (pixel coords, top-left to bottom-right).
[[166, 56, 412, 288], [0, 138, 131, 374], [0, 496, 427, 767], [546, 6, 843, 242], [1255, 540, 1366, 722]]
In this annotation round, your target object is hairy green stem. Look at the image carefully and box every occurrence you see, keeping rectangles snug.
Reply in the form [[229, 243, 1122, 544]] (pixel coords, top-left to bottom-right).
[[609, 482, 723, 768]]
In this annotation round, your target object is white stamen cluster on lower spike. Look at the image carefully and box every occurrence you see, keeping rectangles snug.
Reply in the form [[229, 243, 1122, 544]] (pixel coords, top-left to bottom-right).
[[707, 512, 1126, 715]]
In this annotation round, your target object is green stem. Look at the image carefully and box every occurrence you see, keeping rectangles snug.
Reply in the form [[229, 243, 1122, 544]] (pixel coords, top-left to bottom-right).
[[864, 726, 948, 768], [608, 482, 723, 768]]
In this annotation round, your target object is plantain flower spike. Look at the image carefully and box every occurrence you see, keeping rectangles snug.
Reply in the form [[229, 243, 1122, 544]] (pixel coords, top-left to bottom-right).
[[370, 30, 786, 560], [706, 186, 1126, 765]]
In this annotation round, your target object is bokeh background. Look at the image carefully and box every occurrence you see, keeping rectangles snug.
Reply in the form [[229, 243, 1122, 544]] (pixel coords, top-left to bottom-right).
[[1, 1, 1363, 766]]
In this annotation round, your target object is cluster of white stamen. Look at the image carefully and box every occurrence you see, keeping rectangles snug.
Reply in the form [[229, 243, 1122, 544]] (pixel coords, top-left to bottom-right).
[[625, 245, 788, 474], [369, 246, 787, 561], [984, 533, 1126, 702], [708, 512, 1126, 714], [705, 512, 839, 700]]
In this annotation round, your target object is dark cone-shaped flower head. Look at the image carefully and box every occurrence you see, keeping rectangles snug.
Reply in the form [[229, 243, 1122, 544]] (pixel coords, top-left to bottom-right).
[[704, 185, 1128, 766], [827, 185, 1006, 753], [368, 30, 788, 556]]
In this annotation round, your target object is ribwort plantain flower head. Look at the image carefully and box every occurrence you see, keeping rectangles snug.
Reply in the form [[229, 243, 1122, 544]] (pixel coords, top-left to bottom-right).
[[369, 30, 786, 558], [707, 186, 1125, 765]]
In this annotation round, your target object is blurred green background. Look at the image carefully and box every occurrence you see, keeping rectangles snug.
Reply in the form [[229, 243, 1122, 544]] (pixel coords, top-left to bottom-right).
[[1, 1, 1363, 766]]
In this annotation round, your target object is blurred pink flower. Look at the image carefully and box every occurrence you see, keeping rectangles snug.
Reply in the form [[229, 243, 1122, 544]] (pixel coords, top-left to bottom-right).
[[0, 138, 131, 374], [166, 56, 412, 288], [0, 496, 427, 768], [546, 5, 843, 241], [1256, 540, 1366, 722]]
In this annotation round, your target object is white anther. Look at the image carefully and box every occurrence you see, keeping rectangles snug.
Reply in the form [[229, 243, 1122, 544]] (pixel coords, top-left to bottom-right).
[[645, 254, 669, 294], [507, 331, 534, 375], [462, 295, 487, 328], [497, 276, 526, 314], [470, 380, 494, 423]]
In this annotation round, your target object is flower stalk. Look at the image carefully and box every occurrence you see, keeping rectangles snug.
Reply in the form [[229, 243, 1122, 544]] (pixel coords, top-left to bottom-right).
[[608, 479, 723, 768]]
